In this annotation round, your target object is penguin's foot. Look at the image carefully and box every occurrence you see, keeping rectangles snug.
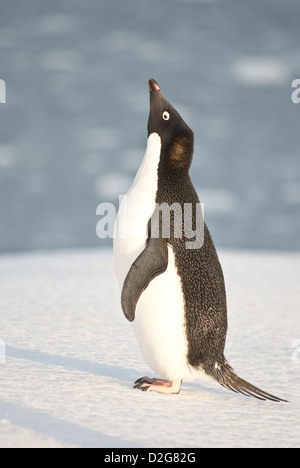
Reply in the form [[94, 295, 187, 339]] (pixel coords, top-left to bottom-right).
[[133, 377, 182, 394]]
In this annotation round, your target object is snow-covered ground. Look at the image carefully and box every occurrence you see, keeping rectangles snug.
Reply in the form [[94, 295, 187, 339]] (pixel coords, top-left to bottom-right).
[[0, 247, 299, 448]]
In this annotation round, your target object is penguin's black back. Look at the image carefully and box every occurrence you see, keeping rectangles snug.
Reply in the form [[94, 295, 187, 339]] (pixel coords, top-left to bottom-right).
[[155, 159, 228, 375]]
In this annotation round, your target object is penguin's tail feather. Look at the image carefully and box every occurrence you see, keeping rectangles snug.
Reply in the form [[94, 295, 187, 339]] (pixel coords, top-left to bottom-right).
[[213, 362, 288, 402]]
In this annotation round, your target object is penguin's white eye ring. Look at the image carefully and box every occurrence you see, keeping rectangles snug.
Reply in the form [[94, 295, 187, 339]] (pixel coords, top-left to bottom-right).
[[162, 111, 170, 121]]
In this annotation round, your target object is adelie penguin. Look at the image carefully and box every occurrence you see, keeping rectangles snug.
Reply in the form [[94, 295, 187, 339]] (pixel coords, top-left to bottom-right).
[[113, 78, 287, 402]]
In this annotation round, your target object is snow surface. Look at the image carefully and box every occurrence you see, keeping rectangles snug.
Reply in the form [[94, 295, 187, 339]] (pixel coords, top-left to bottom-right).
[[0, 248, 299, 448]]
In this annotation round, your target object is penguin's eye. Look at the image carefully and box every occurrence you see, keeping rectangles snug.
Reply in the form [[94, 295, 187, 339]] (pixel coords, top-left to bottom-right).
[[162, 111, 170, 121]]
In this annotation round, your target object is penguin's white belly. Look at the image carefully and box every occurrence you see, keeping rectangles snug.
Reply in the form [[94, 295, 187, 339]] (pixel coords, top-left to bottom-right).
[[133, 245, 194, 382]]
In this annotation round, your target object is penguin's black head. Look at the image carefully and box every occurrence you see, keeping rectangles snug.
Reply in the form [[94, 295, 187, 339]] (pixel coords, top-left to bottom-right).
[[147, 78, 194, 170]]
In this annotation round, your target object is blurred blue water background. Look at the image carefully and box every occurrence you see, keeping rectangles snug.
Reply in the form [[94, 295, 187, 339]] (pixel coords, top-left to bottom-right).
[[0, 0, 300, 253]]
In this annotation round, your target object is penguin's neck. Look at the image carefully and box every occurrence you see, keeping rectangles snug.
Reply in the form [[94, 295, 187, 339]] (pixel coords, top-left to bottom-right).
[[130, 132, 161, 203], [114, 133, 162, 285]]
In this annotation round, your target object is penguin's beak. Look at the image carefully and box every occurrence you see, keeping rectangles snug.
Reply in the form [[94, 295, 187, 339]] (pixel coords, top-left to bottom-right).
[[148, 78, 160, 93], [147, 77, 169, 136]]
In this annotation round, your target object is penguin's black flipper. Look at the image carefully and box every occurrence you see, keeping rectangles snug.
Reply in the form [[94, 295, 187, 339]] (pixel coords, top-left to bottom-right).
[[121, 236, 168, 322]]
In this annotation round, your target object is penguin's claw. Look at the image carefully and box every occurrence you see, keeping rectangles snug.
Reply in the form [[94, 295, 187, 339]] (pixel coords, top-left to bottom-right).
[[133, 377, 182, 394], [134, 376, 167, 386]]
